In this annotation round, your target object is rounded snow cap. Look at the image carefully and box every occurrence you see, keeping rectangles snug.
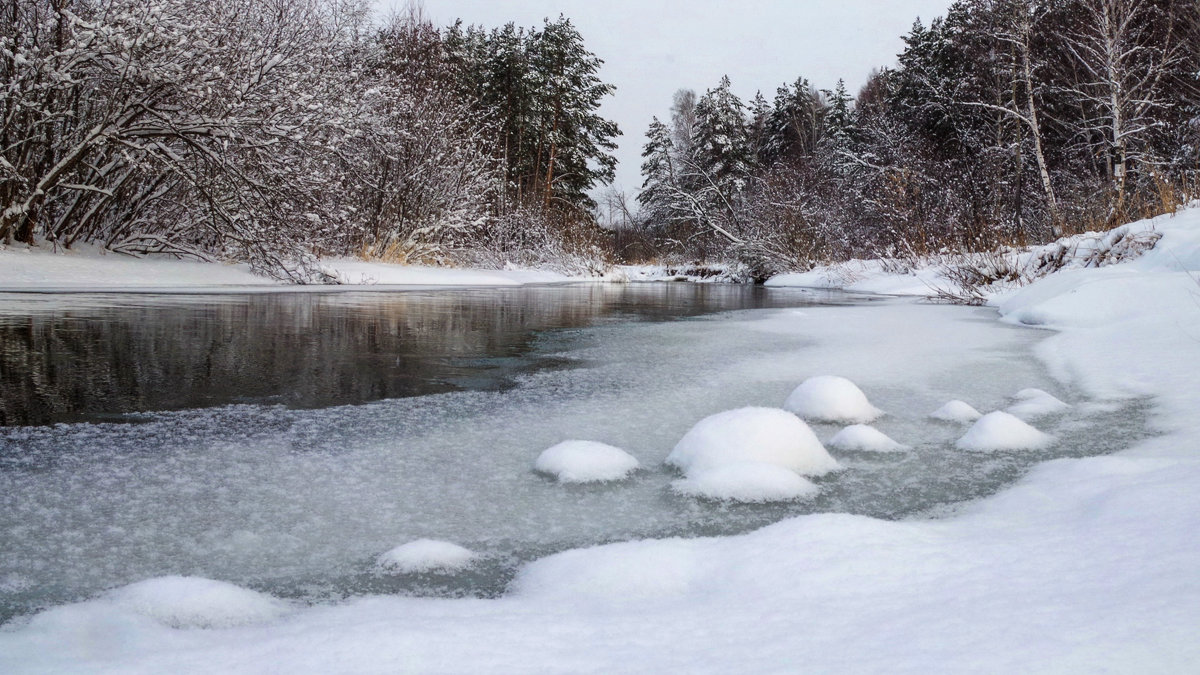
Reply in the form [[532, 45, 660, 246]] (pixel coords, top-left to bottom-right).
[[827, 424, 908, 452], [666, 407, 840, 477], [376, 539, 477, 574], [929, 400, 983, 423], [1006, 388, 1070, 420], [104, 576, 290, 629], [672, 462, 820, 503], [956, 411, 1053, 452], [534, 440, 640, 483], [784, 376, 883, 424]]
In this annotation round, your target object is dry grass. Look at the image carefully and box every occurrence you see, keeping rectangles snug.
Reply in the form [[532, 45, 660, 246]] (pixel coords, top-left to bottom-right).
[[358, 239, 447, 266]]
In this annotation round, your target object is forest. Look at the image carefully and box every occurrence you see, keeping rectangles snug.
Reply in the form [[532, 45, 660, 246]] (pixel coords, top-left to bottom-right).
[[3, 0, 1199, 282], [634, 0, 1200, 278]]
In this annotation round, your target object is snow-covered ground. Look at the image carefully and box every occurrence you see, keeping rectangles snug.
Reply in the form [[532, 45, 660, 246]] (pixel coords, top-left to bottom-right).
[[2, 209, 1199, 672], [0, 242, 573, 291]]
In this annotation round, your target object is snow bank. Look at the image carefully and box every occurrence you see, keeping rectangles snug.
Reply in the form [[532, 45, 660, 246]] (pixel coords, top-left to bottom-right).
[[783, 375, 883, 423], [827, 424, 908, 452], [533, 441, 640, 483], [765, 259, 942, 296], [671, 462, 820, 503], [956, 411, 1053, 452], [375, 540, 476, 574], [0, 242, 575, 291], [611, 263, 752, 284], [928, 400, 983, 423], [665, 407, 840, 477], [103, 576, 290, 629], [1006, 388, 1070, 420]]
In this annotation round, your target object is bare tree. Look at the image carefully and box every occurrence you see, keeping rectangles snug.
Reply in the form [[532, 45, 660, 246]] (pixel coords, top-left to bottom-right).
[[1054, 0, 1191, 213]]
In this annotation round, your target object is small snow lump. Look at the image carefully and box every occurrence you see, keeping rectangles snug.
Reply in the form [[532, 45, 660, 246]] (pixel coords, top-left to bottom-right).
[[827, 424, 908, 452], [666, 407, 840, 477], [956, 411, 1053, 452], [784, 375, 883, 424], [672, 462, 820, 503], [104, 576, 290, 629], [376, 539, 476, 574], [929, 400, 983, 423], [1006, 388, 1070, 420], [534, 440, 640, 483]]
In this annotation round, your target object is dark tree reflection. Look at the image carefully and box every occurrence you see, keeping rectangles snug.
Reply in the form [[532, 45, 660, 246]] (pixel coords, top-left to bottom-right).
[[0, 284, 836, 426]]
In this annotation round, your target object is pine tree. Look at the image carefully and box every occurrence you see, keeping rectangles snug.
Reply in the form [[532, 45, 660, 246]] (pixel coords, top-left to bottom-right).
[[764, 77, 825, 165], [526, 16, 620, 210], [637, 117, 679, 225], [821, 79, 858, 161], [693, 75, 753, 195]]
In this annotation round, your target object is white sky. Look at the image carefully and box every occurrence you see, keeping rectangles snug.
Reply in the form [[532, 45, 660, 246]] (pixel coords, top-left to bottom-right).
[[382, 0, 953, 195]]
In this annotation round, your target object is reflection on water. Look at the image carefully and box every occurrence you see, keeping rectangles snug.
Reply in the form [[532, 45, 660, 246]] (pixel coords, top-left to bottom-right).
[[0, 284, 846, 426]]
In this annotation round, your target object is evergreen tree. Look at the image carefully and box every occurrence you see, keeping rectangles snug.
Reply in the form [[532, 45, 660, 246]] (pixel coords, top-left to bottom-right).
[[764, 77, 825, 165], [821, 79, 857, 158], [526, 16, 620, 209], [637, 117, 680, 225], [693, 76, 753, 195]]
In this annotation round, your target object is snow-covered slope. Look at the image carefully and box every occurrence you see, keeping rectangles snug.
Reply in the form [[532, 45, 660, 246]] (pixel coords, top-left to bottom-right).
[[2, 209, 1199, 672]]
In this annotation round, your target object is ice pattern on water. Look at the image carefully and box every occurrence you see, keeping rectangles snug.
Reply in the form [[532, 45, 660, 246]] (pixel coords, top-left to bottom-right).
[[0, 301, 1150, 621]]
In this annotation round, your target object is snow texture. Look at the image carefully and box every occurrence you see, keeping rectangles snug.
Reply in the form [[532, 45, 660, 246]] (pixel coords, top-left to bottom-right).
[[102, 576, 290, 629], [671, 462, 820, 503], [956, 411, 1053, 452], [0, 242, 573, 291], [665, 407, 840, 477], [827, 424, 908, 452], [375, 540, 476, 574], [783, 375, 883, 423], [1006, 388, 1070, 420], [4, 208, 1200, 674], [534, 441, 640, 483], [929, 400, 983, 423]]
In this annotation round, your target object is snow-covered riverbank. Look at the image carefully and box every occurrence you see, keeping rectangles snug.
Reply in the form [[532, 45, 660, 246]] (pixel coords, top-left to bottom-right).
[[0, 243, 575, 291], [2, 209, 1199, 673]]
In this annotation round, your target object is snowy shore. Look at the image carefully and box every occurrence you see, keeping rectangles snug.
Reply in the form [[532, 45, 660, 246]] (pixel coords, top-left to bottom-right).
[[0, 243, 575, 291], [2, 209, 1199, 672]]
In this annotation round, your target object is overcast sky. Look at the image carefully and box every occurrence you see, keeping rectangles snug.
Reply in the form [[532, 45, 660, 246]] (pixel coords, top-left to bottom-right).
[[382, 1, 953, 196]]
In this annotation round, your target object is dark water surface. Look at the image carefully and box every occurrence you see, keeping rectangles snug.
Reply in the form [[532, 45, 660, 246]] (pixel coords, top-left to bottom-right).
[[0, 284, 852, 426]]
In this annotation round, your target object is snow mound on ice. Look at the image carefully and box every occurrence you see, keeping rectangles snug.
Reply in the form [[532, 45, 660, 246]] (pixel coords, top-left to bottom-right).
[[376, 539, 476, 574], [929, 400, 983, 423], [783, 375, 883, 423], [665, 407, 840, 477], [104, 576, 290, 629], [534, 440, 640, 483], [827, 424, 908, 452], [1006, 388, 1070, 420], [671, 463, 820, 503], [956, 411, 1053, 452]]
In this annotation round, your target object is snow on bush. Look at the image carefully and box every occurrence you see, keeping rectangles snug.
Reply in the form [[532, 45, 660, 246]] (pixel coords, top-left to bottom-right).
[[933, 223, 1163, 304], [783, 375, 883, 423], [1006, 388, 1070, 420], [929, 400, 983, 423], [671, 462, 820, 503], [956, 411, 1053, 452], [104, 576, 290, 629], [666, 407, 840, 477], [534, 440, 640, 483], [376, 539, 477, 574], [827, 424, 908, 452]]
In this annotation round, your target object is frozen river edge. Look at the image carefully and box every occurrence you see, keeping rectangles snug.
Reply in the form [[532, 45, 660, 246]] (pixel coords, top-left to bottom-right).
[[2, 209, 1200, 673]]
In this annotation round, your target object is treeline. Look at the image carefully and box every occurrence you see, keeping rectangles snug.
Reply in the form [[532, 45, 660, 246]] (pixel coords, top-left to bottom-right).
[[1, 0, 619, 280], [633, 0, 1200, 278]]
